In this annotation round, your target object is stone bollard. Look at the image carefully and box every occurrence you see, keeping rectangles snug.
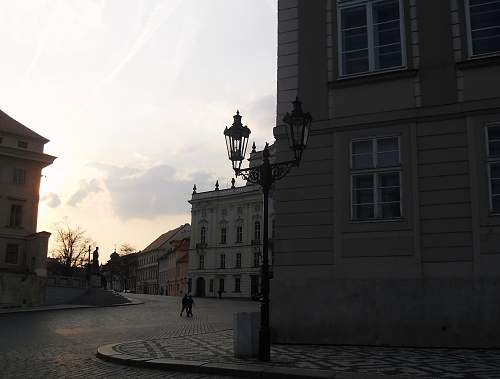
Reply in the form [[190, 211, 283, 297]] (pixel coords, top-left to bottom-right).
[[233, 312, 260, 358]]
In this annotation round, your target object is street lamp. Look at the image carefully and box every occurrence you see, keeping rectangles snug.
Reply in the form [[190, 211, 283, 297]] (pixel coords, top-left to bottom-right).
[[223, 97, 312, 361]]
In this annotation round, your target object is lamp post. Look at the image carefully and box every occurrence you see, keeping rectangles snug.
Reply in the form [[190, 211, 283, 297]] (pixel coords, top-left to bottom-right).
[[223, 97, 312, 361]]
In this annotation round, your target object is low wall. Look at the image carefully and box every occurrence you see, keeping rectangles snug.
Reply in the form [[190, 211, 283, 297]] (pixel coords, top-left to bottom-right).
[[0, 272, 46, 307], [45, 287, 88, 305], [270, 277, 500, 347], [44, 275, 88, 305]]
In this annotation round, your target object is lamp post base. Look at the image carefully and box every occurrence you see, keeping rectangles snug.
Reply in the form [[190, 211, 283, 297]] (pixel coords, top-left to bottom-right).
[[259, 326, 271, 361]]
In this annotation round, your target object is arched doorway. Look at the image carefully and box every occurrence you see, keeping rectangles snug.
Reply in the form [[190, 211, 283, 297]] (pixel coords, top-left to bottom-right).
[[196, 277, 205, 297]]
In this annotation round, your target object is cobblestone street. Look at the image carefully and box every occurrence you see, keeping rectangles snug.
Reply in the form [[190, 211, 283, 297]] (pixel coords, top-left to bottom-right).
[[0, 294, 257, 378], [106, 329, 500, 379]]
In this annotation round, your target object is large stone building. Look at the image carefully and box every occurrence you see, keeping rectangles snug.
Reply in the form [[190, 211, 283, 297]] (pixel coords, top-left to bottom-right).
[[271, 0, 500, 347], [158, 236, 189, 296], [0, 109, 56, 306], [188, 180, 273, 299], [136, 224, 190, 295]]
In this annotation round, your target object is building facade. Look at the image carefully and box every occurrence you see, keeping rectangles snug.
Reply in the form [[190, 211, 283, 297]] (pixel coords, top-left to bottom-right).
[[188, 181, 273, 299], [0, 109, 56, 306], [158, 237, 189, 296], [272, 0, 500, 347], [136, 224, 190, 295]]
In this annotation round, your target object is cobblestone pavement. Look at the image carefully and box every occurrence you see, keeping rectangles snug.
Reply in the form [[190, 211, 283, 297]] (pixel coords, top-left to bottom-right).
[[0, 294, 257, 378], [110, 329, 500, 378]]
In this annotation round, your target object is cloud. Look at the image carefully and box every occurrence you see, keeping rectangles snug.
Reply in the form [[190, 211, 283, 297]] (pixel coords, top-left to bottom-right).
[[95, 163, 213, 220], [42, 192, 61, 208], [67, 179, 102, 206]]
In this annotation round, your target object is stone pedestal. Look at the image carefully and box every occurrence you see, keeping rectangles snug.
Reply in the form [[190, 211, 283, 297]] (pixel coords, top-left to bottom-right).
[[90, 274, 101, 288], [233, 312, 260, 358]]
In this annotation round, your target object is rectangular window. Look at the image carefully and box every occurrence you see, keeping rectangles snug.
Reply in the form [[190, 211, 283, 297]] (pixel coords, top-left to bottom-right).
[[17, 140, 28, 148], [9, 204, 23, 227], [236, 225, 243, 243], [467, 0, 500, 56], [200, 226, 206, 244], [253, 252, 260, 267], [199, 255, 205, 270], [220, 227, 227, 244], [209, 279, 214, 292], [254, 221, 261, 242], [236, 253, 242, 268], [5, 244, 19, 264], [219, 278, 225, 292], [220, 254, 226, 269], [234, 277, 241, 292], [351, 136, 402, 220], [487, 125, 500, 213], [13, 168, 26, 185], [338, 0, 405, 76]]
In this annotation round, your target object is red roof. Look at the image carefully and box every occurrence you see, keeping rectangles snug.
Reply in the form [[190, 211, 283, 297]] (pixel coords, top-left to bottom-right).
[[0, 109, 49, 142], [142, 224, 190, 253]]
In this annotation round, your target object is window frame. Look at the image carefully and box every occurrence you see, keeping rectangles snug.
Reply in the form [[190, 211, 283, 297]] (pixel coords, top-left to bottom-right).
[[486, 123, 500, 214], [465, 0, 500, 58], [220, 253, 226, 269], [234, 277, 241, 293], [236, 252, 242, 268], [5, 244, 19, 264], [17, 140, 28, 149], [236, 225, 243, 243], [9, 204, 23, 227], [337, 0, 407, 78], [253, 251, 260, 267], [220, 226, 227, 244], [13, 168, 26, 185], [200, 226, 207, 244], [349, 135, 403, 221], [254, 220, 261, 242]]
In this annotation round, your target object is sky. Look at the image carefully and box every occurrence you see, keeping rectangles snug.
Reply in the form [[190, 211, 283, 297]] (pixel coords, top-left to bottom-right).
[[0, 0, 277, 263]]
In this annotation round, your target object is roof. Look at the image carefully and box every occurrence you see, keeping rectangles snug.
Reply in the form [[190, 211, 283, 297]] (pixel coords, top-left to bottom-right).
[[0, 109, 49, 142], [142, 224, 190, 253]]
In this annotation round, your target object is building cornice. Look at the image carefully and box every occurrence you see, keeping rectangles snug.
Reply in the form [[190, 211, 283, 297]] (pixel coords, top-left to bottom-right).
[[0, 145, 56, 167], [190, 185, 261, 203]]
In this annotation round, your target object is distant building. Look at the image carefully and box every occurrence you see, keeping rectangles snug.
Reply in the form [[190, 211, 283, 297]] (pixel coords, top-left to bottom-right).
[[271, 0, 500, 347], [136, 224, 190, 295], [123, 253, 138, 293], [0, 109, 56, 306], [188, 179, 273, 299], [158, 237, 189, 296]]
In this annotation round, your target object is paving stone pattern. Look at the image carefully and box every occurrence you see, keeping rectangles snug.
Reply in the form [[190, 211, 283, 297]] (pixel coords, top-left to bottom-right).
[[0, 294, 255, 378], [113, 329, 500, 378]]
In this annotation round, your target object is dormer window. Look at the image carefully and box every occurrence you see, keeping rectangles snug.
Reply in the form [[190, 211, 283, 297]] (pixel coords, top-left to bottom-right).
[[18, 140, 28, 149]]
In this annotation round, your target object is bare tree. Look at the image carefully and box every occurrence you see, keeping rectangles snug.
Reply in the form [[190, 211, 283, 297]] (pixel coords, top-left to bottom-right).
[[119, 243, 136, 255], [51, 223, 94, 270]]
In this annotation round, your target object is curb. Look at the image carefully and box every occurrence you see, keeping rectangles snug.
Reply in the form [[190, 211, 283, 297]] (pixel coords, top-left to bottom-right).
[[96, 343, 394, 379]]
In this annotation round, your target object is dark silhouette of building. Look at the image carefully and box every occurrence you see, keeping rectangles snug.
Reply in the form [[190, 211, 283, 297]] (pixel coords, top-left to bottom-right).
[[271, 0, 500, 347], [0, 109, 56, 306]]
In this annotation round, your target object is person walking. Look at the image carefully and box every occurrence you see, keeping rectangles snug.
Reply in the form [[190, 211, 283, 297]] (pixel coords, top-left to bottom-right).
[[186, 295, 194, 317], [180, 294, 188, 316]]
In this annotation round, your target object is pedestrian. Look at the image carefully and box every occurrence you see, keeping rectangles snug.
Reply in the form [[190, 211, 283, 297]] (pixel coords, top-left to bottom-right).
[[180, 294, 188, 316], [186, 295, 194, 317], [218, 289, 223, 299]]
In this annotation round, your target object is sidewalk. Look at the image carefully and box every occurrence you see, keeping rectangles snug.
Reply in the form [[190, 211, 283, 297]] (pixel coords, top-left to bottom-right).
[[97, 329, 500, 378]]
